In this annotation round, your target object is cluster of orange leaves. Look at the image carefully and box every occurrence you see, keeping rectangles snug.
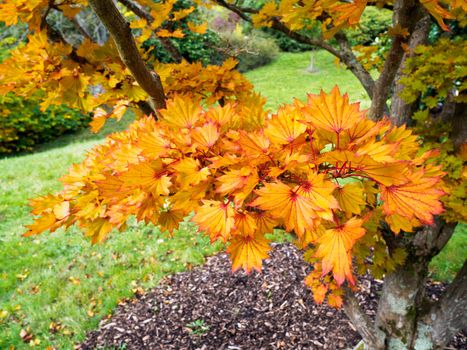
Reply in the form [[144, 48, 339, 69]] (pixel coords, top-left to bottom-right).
[[0, 0, 251, 131], [26, 87, 445, 307], [251, 0, 460, 37]]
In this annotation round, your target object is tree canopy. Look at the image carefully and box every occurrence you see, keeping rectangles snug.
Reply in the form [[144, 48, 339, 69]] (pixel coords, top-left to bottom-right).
[[0, 1, 465, 349]]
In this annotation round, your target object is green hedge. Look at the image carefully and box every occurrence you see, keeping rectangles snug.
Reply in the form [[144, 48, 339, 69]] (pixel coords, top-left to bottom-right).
[[0, 93, 91, 154]]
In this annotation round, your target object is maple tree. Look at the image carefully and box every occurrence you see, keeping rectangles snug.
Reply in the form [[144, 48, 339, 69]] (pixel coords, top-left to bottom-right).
[[0, 0, 465, 349]]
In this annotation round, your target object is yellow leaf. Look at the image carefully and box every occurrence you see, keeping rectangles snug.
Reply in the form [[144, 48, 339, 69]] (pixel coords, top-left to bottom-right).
[[172, 158, 210, 187], [381, 170, 445, 225], [24, 213, 56, 236], [251, 182, 318, 236], [302, 86, 365, 134], [138, 129, 170, 159], [192, 200, 235, 241], [157, 28, 184, 38], [191, 121, 220, 151], [90, 108, 107, 133], [321, 150, 408, 186], [385, 213, 420, 234], [297, 172, 339, 221], [264, 104, 307, 145], [160, 96, 202, 129], [159, 209, 184, 233], [171, 7, 195, 21], [80, 219, 114, 243], [315, 217, 366, 285], [334, 182, 365, 217], [234, 210, 257, 237], [120, 161, 172, 196], [187, 22, 207, 34], [227, 232, 271, 273], [420, 0, 454, 31]]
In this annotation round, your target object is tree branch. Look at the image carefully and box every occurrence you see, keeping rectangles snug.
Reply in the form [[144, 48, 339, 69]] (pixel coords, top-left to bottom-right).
[[88, 0, 166, 112], [333, 32, 375, 99], [420, 259, 467, 348], [368, 0, 420, 120], [389, 14, 431, 125], [343, 287, 385, 349], [440, 98, 467, 150], [70, 16, 93, 41], [214, 0, 375, 100], [411, 218, 457, 258]]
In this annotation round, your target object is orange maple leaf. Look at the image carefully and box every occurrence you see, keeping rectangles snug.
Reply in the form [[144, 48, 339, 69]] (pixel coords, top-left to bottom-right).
[[227, 232, 271, 273], [187, 22, 207, 34], [315, 217, 366, 285], [24, 212, 57, 237], [251, 182, 318, 236], [192, 200, 235, 241], [297, 172, 339, 221], [160, 96, 202, 129], [381, 170, 445, 226], [334, 182, 365, 217], [191, 121, 220, 151], [172, 158, 210, 188], [265, 104, 307, 145], [302, 86, 365, 134], [138, 129, 171, 159], [234, 210, 258, 237], [120, 161, 172, 196], [420, 0, 454, 31], [159, 209, 185, 233], [321, 150, 408, 186]]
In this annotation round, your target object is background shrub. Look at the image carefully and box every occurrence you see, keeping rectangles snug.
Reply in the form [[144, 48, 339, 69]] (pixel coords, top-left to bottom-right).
[[262, 28, 313, 52], [0, 94, 91, 154], [217, 30, 279, 72], [345, 7, 392, 46], [145, 29, 224, 66]]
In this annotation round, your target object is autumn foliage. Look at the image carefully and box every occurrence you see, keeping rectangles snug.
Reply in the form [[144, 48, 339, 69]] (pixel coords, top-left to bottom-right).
[[0, 0, 463, 313], [26, 87, 446, 307]]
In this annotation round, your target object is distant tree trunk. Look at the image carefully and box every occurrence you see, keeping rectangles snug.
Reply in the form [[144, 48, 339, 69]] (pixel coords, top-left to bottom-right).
[[306, 49, 318, 73]]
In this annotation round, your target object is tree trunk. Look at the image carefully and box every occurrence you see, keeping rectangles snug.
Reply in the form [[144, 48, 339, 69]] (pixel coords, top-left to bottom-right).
[[344, 220, 465, 350], [389, 14, 431, 125], [306, 50, 318, 73], [375, 252, 431, 349]]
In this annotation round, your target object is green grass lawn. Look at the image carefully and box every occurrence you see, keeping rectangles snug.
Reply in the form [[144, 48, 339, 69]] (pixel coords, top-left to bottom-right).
[[246, 50, 371, 110], [0, 50, 465, 349]]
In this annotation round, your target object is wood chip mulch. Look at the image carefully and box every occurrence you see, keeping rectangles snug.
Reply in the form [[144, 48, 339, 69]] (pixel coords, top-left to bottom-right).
[[78, 244, 466, 350]]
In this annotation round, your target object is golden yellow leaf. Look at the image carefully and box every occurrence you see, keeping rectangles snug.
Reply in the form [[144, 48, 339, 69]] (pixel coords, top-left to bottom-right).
[[192, 200, 235, 241], [227, 232, 271, 273], [315, 217, 366, 285], [334, 182, 365, 217], [251, 182, 318, 236], [381, 170, 445, 225]]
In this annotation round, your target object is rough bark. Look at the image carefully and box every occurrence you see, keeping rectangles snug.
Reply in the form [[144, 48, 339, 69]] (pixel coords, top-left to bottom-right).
[[368, 0, 421, 121], [88, 0, 166, 111], [373, 220, 458, 349], [343, 288, 385, 349], [440, 98, 467, 149], [333, 32, 375, 100], [389, 14, 431, 125], [418, 260, 467, 349]]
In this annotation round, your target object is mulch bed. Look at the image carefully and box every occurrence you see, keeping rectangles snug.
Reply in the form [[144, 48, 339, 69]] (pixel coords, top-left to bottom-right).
[[79, 244, 466, 350]]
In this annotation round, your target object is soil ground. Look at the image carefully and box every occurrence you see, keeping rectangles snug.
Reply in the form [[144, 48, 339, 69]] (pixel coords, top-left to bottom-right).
[[79, 244, 467, 350]]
